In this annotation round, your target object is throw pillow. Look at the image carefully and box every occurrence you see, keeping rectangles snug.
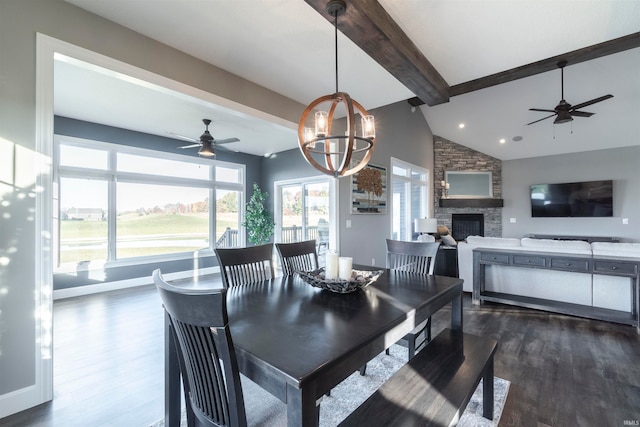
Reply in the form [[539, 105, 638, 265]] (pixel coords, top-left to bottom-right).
[[441, 234, 457, 246], [437, 225, 450, 236]]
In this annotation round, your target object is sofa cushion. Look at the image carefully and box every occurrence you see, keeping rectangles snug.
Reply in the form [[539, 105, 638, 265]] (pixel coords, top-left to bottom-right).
[[591, 242, 640, 258], [520, 238, 592, 254], [465, 236, 521, 247]]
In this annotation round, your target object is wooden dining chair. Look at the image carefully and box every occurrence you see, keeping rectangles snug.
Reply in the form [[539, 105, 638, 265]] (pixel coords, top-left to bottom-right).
[[385, 238, 441, 360], [153, 269, 248, 427], [275, 239, 319, 276], [215, 243, 275, 288]]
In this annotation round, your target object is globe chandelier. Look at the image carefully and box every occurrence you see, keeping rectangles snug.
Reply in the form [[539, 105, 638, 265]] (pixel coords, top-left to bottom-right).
[[297, 0, 376, 178]]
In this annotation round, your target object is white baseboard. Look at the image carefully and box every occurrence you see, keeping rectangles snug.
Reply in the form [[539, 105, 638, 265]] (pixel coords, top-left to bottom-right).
[[53, 267, 220, 300]]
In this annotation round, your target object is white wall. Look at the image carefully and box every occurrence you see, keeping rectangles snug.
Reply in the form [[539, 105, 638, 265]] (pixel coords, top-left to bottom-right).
[[502, 146, 640, 242]]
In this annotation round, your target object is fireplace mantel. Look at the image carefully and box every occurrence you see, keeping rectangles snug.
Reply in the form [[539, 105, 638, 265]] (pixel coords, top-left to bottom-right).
[[439, 198, 504, 208]]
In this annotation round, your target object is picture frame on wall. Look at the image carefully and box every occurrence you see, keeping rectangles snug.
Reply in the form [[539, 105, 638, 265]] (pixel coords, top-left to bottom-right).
[[352, 163, 387, 214]]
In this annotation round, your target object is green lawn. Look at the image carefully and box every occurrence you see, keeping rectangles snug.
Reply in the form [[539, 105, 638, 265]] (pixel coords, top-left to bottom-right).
[[60, 213, 239, 264]]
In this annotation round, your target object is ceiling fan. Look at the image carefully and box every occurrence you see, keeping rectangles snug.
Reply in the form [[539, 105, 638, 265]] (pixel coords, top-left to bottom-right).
[[170, 118, 240, 157], [526, 60, 613, 126]]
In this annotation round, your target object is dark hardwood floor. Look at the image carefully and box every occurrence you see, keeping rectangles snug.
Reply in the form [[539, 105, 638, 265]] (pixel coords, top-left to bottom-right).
[[1, 284, 638, 426]]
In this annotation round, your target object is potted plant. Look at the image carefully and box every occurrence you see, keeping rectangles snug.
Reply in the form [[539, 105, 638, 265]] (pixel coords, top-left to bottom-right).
[[242, 183, 274, 245]]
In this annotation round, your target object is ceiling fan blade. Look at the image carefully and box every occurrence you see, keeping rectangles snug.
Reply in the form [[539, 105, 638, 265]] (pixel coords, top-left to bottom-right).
[[167, 132, 198, 142], [178, 144, 201, 149], [526, 114, 557, 126], [570, 111, 594, 118], [529, 108, 557, 113], [570, 94, 613, 111], [215, 137, 240, 145], [214, 143, 241, 153]]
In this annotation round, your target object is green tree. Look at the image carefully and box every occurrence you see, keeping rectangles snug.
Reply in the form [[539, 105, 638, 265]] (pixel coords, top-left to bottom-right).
[[242, 183, 274, 245], [219, 192, 238, 213]]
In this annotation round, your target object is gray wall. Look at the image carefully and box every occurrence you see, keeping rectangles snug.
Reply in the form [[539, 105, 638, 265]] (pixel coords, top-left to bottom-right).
[[339, 101, 435, 268], [0, 0, 303, 408], [502, 146, 640, 242]]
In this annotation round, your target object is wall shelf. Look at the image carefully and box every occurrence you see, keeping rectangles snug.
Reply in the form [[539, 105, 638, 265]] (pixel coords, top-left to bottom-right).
[[439, 198, 504, 208]]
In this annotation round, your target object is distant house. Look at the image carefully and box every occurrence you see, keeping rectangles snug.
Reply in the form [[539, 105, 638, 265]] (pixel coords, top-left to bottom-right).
[[64, 207, 104, 221]]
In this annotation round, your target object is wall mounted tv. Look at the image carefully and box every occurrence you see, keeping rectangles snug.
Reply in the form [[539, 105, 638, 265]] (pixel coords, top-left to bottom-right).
[[530, 180, 613, 217]]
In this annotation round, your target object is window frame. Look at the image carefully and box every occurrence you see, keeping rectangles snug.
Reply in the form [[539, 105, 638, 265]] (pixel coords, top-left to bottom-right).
[[390, 157, 430, 242], [53, 135, 245, 271]]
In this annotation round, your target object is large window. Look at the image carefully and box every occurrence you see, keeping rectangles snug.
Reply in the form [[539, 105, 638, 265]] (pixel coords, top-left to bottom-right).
[[54, 136, 245, 272], [391, 158, 430, 241]]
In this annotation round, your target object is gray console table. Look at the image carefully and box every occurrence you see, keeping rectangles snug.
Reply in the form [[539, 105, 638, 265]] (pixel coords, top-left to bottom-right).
[[472, 248, 640, 332]]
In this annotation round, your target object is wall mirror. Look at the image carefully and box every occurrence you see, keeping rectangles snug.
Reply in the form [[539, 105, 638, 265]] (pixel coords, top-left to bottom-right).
[[445, 171, 493, 198]]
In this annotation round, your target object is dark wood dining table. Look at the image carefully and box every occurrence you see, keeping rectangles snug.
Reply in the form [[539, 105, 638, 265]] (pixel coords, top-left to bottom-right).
[[164, 267, 464, 427]]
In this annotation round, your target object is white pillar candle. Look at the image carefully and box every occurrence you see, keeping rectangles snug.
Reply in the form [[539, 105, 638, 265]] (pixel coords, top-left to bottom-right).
[[325, 252, 339, 279], [338, 257, 353, 281]]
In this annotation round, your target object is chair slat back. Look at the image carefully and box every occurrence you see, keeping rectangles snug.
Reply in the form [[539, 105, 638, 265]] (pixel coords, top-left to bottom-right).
[[386, 239, 440, 275], [215, 244, 275, 288], [153, 269, 247, 427], [275, 240, 319, 276]]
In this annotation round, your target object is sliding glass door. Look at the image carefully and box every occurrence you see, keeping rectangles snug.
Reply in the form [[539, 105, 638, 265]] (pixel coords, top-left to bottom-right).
[[391, 158, 430, 241], [275, 177, 332, 258]]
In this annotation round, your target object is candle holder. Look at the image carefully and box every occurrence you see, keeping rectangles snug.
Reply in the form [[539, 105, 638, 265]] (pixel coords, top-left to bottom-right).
[[440, 180, 449, 198]]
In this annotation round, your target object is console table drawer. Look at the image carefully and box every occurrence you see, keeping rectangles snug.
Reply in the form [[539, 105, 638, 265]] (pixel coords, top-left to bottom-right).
[[480, 253, 509, 264], [550, 258, 590, 272], [513, 255, 546, 267], [594, 261, 638, 276]]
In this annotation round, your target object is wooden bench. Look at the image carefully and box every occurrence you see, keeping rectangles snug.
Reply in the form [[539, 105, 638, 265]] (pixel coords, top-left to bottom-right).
[[339, 328, 498, 427]]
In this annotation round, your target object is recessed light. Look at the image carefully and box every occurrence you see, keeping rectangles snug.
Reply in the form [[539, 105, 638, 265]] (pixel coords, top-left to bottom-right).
[[499, 138, 506, 144], [458, 123, 465, 129]]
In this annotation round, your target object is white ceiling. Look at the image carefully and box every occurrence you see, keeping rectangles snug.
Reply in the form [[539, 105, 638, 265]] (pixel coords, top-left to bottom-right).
[[60, 0, 640, 160]]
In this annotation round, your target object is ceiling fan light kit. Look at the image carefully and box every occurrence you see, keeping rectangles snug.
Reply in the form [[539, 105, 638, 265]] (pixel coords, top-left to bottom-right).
[[297, 0, 376, 178], [527, 60, 613, 126]]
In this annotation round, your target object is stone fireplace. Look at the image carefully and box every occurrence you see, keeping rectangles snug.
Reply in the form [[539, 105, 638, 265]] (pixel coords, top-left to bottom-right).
[[434, 136, 503, 238]]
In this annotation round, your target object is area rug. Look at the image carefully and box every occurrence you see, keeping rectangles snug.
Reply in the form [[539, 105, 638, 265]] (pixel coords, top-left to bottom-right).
[[150, 344, 509, 426]]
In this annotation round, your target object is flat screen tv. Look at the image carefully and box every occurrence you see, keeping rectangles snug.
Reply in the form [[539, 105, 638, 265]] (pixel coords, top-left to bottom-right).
[[530, 180, 613, 217]]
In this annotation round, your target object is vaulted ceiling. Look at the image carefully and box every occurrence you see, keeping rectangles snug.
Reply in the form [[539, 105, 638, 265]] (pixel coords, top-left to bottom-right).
[[60, 0, 640, 160]]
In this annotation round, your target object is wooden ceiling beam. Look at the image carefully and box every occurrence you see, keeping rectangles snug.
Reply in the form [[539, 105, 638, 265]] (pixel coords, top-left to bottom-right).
[[304, 0, 450, 106], [449, 32, 640, 97]]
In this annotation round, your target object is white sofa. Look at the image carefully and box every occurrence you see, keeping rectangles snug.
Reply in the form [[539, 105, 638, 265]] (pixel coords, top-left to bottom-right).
[[457, 236, 640, 312]]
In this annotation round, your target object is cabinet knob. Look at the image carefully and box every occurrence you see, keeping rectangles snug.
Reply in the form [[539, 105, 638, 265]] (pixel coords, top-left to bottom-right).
[[612, 266, 617, 270], [527, 259, 531, 263], [566, 263, 571, 267]]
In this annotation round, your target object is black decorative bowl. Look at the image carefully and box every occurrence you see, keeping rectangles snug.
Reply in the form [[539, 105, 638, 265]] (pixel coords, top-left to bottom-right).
[[297, 268, 383, 294]]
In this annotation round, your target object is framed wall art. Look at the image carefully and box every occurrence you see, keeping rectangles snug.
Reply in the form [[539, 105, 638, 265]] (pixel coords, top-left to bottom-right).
[[352, 163, 387, 214]]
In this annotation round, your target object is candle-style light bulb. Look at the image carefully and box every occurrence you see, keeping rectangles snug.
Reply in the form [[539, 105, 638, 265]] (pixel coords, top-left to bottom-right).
[[304, 127, 316, 148], [361, 115, 375, 139], [315, 111, 328, 137]]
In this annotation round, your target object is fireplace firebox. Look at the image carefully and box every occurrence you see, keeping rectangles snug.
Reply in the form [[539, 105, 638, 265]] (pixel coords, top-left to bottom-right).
[[451, 214, 484, 241]]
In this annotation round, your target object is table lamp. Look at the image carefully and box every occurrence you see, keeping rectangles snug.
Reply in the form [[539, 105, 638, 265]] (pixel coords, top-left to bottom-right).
[[414, 218, 438, 242]]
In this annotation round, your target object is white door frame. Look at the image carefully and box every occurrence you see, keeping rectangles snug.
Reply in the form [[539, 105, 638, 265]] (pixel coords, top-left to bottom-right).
[[273, 176, 339, 253]]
